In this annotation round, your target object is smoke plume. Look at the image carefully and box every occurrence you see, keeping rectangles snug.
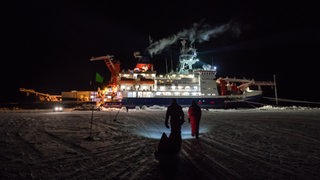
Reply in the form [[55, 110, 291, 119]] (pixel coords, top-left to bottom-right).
[[147, 21, 239, 56]]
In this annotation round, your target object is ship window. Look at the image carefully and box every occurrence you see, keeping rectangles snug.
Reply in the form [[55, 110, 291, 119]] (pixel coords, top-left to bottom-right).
[[165, 92, 172, 96], [127, 92, 132, 97], [182, 92, 190, 96], [147, 92, 153, 97]]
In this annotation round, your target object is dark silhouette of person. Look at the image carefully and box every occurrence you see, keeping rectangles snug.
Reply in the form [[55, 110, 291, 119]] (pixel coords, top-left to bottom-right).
[[165, 98, 185, 135], [155, 98, 185, 178], [156, 98, 184, 158], [163, 98, 185, 155], [155, 132, 180, 178], [188, 100, 202, 139]]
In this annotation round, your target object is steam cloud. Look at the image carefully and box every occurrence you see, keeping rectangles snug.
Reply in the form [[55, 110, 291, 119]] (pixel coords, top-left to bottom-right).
[[147, 21, 240, 56]]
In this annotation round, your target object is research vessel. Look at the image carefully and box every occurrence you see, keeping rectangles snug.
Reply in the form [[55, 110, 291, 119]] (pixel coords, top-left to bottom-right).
[[90, 39, 274, 109]]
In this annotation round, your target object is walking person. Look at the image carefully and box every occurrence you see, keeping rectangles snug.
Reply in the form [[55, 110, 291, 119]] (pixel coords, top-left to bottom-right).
[[165, 98, 185, 135], [164, 98, 185, 153], [155, 98, 185, 171], [188, 100, 202, 139]]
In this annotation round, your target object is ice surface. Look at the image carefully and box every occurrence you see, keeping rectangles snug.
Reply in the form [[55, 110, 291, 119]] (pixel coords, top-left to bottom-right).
[[0, 105, 319, 179]]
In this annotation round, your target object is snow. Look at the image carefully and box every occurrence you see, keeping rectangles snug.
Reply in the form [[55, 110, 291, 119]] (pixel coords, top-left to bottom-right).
[[1, 106, 320, 179]]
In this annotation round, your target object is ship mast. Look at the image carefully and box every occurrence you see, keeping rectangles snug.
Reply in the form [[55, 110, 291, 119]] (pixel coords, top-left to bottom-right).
[[177, 39, 199, 74]]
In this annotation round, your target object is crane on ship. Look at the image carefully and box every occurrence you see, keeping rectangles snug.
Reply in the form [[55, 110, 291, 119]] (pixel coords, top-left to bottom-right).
[[19, 88, 62, 102], [216, 77, 276, 96], [90, 55, 121, 105]]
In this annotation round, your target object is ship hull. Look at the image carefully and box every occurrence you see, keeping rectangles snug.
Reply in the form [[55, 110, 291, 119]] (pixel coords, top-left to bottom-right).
[[121, 93, 262, 109]]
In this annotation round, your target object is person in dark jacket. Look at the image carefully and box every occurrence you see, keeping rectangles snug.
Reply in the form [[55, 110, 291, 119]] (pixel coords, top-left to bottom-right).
[[165, 98, 185, 134], [188, 100, 202, 139], [155, 99, 184, 163]]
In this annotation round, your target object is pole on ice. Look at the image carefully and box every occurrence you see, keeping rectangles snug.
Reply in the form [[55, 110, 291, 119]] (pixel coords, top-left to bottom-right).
[[86, 104, 95, 141], [273, 74, 278, 106], [90, 106, 94, 136], [114, 98, 129, 121], [113, 105, 122, 121]]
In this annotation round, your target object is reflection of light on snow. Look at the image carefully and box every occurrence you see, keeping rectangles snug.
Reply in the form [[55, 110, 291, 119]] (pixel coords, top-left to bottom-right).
[[206, 105, 320, 112], [134, 126, 209, 140], [256, 105, 317, 111]]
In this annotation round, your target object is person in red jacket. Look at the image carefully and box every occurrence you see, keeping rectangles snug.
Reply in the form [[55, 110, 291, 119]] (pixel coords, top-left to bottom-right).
[[188, 100, 202, 139]]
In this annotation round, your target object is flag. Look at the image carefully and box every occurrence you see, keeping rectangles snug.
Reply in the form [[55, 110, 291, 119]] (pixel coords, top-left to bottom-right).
[[95, 72, 104, 83]]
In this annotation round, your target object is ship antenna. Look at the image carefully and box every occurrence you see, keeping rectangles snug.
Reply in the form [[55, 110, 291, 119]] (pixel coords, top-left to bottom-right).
[[273, 74, 278, 106], [165, 57, 168, 74], [170, 53, 173, 72], [212, 56, 214, 66]]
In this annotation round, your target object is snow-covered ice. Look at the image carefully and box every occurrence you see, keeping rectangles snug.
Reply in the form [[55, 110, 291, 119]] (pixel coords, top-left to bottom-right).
[[0, 106, 319, 179]]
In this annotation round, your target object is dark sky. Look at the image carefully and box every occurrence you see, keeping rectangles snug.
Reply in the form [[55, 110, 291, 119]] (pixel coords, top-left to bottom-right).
[[3, 0, 320, 103]]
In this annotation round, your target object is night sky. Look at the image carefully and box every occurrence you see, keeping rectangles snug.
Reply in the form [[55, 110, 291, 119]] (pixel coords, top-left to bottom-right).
[[3, 0, 319, 103]]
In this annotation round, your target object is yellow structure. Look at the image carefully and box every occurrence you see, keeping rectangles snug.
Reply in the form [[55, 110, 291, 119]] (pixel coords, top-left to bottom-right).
[[61, 91, 92, 102], [19, 88, 62, 102]]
